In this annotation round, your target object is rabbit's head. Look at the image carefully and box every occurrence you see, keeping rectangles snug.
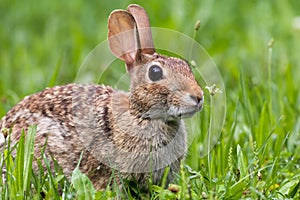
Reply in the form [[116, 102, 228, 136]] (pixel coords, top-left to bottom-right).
[[108, 4, 203, 120]]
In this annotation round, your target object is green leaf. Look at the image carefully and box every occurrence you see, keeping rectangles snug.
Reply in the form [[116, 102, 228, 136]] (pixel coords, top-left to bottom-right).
[[23, 126, 37, 194], [279, 180, 300, 198], [288, 180, 300, 198], [94, 190, 116, 200], [71, 153, 96, 200], [15, 130, 25, 199], [71, 167, 96, 200], [226, 180, 248, 199], [237, 145, 248, 179]]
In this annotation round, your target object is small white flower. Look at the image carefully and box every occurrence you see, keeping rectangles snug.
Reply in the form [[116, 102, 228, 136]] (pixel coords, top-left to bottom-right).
[[190, 60, 197, 68], [205, 84, 223, 96]]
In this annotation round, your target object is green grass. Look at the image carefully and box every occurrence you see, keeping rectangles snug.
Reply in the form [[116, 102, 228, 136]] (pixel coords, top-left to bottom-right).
[[1, 0, 300, 199]]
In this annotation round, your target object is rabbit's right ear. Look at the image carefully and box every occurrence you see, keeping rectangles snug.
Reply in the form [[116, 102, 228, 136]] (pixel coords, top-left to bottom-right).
[[108, 10, 140, 70], [127, 4, 155, 55]]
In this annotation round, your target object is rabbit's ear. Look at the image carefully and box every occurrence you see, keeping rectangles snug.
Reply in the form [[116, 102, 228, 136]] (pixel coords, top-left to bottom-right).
[[127, 4, 156, 55], [108, 10, 140, 68]]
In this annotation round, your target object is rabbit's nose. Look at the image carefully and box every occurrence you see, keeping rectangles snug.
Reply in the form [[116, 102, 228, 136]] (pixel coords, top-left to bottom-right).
[[189, 94, 204, 105], [189, 94, 204, 111]]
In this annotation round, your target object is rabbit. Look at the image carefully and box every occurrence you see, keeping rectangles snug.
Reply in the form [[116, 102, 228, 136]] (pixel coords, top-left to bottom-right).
[[0, 4, 204, 190]]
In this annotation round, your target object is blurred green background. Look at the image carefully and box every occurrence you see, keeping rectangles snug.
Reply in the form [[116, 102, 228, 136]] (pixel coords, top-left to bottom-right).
[[1, 0, 299, 107]]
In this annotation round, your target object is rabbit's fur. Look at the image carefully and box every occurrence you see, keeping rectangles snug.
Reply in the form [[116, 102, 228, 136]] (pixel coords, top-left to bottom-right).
[[0, 4, 203, 190]]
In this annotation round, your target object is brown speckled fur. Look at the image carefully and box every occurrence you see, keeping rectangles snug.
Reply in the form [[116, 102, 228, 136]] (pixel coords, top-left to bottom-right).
[[0, 4, 204, 190]]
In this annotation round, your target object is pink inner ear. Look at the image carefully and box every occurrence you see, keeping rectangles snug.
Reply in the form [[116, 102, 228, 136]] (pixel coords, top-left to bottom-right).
[[108, 10, 139, 67], [109, 29, 138, 65]]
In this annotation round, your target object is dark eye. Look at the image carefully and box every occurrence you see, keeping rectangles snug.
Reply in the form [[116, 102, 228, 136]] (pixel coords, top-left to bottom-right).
[[148, 65, 163, 82]]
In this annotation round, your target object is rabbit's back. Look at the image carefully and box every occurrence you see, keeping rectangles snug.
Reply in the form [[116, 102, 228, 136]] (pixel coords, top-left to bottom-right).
[[0, 84, 115, 183], [0, 84, 113, 137]]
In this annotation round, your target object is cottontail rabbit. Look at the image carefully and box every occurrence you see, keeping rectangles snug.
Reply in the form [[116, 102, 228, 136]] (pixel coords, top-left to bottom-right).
[[0, 4, 204, 190]]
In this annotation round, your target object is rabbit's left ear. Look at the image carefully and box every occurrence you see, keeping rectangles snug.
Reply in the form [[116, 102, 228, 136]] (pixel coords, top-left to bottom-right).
[[108, 10, 140, 69], [127, 4, 156, 55]]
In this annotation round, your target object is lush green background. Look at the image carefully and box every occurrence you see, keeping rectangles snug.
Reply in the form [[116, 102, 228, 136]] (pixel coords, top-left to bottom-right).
[[1, 0, 300, 199]]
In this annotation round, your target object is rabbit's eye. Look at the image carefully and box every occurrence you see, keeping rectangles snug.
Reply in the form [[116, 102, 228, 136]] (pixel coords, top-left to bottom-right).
[[148, 65, 163, 82]]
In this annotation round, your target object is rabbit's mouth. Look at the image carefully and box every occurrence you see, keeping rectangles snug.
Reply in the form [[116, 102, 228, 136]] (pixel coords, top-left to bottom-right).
[[179, 110, 199, 118], [167, 104, 203, 119], [140, 104, 202, 121], [167, 93, 204, 119]]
